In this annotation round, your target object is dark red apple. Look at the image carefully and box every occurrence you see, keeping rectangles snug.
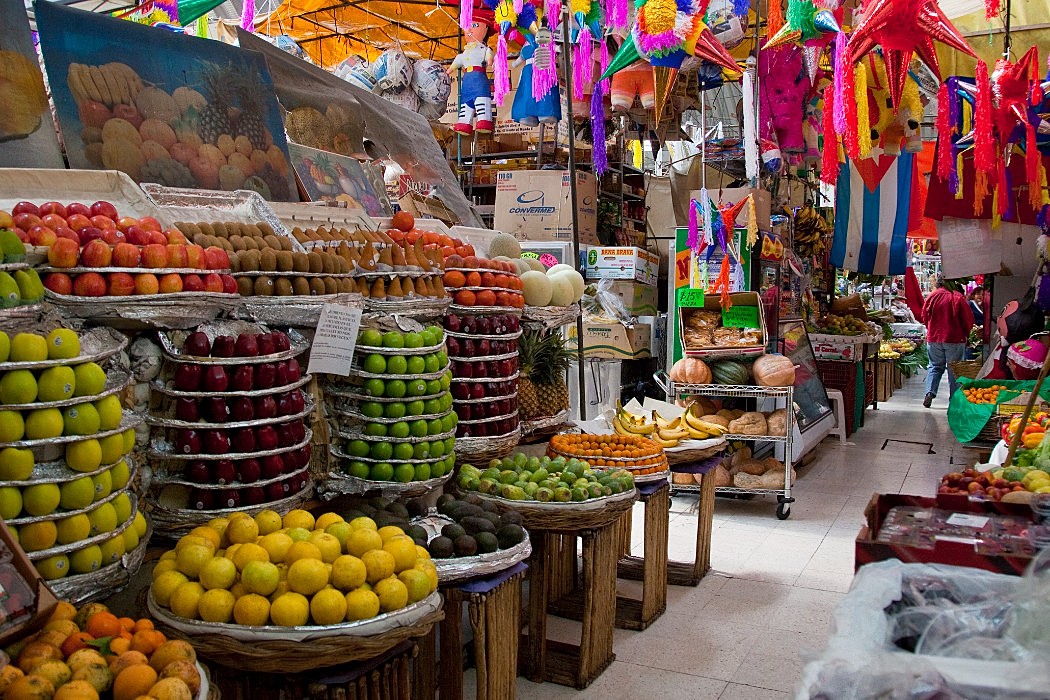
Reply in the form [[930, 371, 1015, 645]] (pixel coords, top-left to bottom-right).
[[221, 275, 238, 295], [237, 458, 262, 483], [284, 391, 305, 415], [202, 397, 229, 423], [185, 460, 210, 483], [476, 317, 492, 334], [462, 339, 475, 356], [212, 460, 236, 485], [77, 226, 104, 245], [235, 333, 259, 357], [256, 425, 278, 450], [228, 397, 254, 422], [11, 201, 39, 216], [254, 395, 277, 419], [266, 481, 289, 501], [66, 202, 90, 217], [286, 358, 302, 382], [124, 225, 150, 246], [202, 366, 228, 392], [452, 383, 469, 400], [458, 404, 472, 421], [39, 202, 66, 217], [230, 365, 255, 392], [90, 201, 118, 219], [173, 363, 202, 391], [241, 486, 267, 506], [256, 333, 275, 356], [469, 384, 484, 400], [231, 428, 256, 453], [175, 398, 199, 422], [255, 363, 276, 390], [276, 393, 292, 417], [276, 422, 297, 447], [183, 331, 212, 357], [175, 429, 202, 454], [474, 362, 488, 378], [191, 489, 215, 510], [273, 362, 289, 387], [260, 454, 284, 479], [446, 337, 460, 355], [203, 430, 231, 454], [477, 338, 491, 355], [272, 332, 290, 352], [457, 362, 473, 379], [218, 489, 240, 509], [212, 335, 236, 357]]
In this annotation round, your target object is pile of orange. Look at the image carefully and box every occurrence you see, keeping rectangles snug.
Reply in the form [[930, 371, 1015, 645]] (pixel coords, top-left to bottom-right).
[[547, 434, 667, 474], [0, 601, 200, 700], [963, 385, 1007, 404]]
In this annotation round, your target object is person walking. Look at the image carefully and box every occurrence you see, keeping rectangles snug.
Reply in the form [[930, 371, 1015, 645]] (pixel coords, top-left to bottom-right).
[[923, 277, 974, 408]]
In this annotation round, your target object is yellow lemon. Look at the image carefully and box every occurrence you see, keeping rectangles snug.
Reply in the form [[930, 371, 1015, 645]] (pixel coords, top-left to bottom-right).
[[0, 486, 22, 519], [46, 329, 80, 360], [93, 395, 123, 431], [86, 502, 117, 535], [31, 660, 71, 689], [9, 332, 47, 361], [90, 469, 112, 501], [231, 542, 269, 571], [377, 525, 406, 542], [241, 560, 280, 596], [109, 459, 131, 490], [361, 549, 395, 585], [59, 476, 94, 511], [253, 509, 282, 535], [36, 366, 75, 402], [233, 593, 271, 626], [269, 592, 310, 626], [168, 581, 205, 619], [56, 513, 91, 544], [152, 570, 189, 606], [0, 330, 8, 362], [72, 363, 105, 397], [123, 526, 139, 552], [284, 541, 322, 565], [98, 534, 125, 564], [65, 439, 102, 473], [281, 509, 315, 531], [286, 527, 311, 542], [0, 446, 32, 480], [187, 526, 221, 550], [36, 554, 69, 580], [258, 532, 293, 564], [348, 516, 377, 531], [287, 558, 329, 596], [344, 588, 380, 621], [121, 427, 135, 453], [330, 555, 367, 591], [346, 529, 384, 558], [415, 545, 431, 561], [314, 512, 345, 530], [374, 576, 408, 612], [414, 560, 439, 590], [132, 510, 147, 537], [383, 537, 419, 573], [325, 521, 353, 550], [175, 544, 214, 578], [199, 556, 238, 590], [225, 516, 259, 544], [22, 482, 60, 516], [97, 434, 125, 465], [176, 534, 213, 552], [152, 559, 177, 579], [111, 492, 132, 523], [62, 403, 100, 436], [0, 410, 24, 442], [309, 588, 348, 625], [307, 531, 341, 563], [24, 408, 63, 440], [198, 588, 235, 623], [19, 520, 58, 552]]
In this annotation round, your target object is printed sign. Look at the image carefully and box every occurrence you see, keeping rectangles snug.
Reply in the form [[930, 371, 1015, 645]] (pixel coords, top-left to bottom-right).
[[307, 304, 363, 376], [722, 305, 760, 329]]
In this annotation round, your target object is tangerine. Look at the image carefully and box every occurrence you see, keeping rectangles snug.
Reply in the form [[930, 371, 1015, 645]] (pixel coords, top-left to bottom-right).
[[112, 663, 157, 700], [476, 290, 497, 306], [465, 271, 481, 286], [85, 612, 122, 639], [390, 211, 415, 232], [442, 271, 465, 288], [454, 290, 476, 306], [462, 255, 479, 268], [480, 272, 496, 287]]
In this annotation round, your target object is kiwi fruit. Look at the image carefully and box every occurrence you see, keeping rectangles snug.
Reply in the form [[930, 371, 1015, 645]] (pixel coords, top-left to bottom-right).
[[292, 277, 311, 296], [191, 233, 207, 247], [253, 276, 274, 296], [257, 222, 275, 237], [309, 278, 326, 296], [278, 237, 293, 252], [259, 249, 277, 271], [239, 250, 261, 271], [263, 235, 281, 250], [274, 278, 293, 296], [323, 277, 338, 295], [243, 236, 260, 251], [225, 222, 242, 237], [236, 277, 254, 296], [219, 238, 234, 252], [211, 222, 229, 238], [291, 252, 310, 272], [196, 222, 215, 237], [228, 253, 241, 273], [307, 253, 323, 274], [275, 251, 294, 272], [227, 235, 243, 251]]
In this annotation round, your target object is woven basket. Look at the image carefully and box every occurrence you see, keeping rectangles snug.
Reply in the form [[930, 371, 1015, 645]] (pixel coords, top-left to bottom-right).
[[48, 522, 151, 605], [950, 360, 984, 380], [664, 439, 727, 465], [977, 415, 1007, 443], [454, 429, 520, 464], [148, 592, 444, 674], [146, 484, 312, 540], [465, 488, 637, 530]]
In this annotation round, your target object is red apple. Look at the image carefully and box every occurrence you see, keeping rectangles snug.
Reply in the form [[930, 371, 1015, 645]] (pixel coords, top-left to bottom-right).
[[13, 227, 28, 243], [230, 365, 255, 392], [13, 212, 41, 230], [11, 201, 38, 216], [77, 226, 104, 246], [65, 203, 90, 218], [40, 214, 66, 231], [38, 202, 66, 217], [220, 274, 237, 295], [241, 487, 267, 506], [235, 334, 259, 357], [266, 482, 289, 501], [111, 242, 141, 267], [254, 395, 277, 419], [175, 428, 202, 454], [218, 489, 240, 509], [182, 274, 204, 292], [191, 489, 215, 510], [106, 272, 136, 296], [124, 225, 151, 246], [257, 334, 275, 356], [72, 272, 106, 297], [90, 201, 119, 219], [158, 273, 183, 294], [272, 332, 291, 352], [256, 425, 279, 451], [28, 225, 57, 246], [185, 244, 206, 270], [231, 428, 256, 453], [212, 460, 236, 485], [260, 455, 284, 479], [65, 213, 91, 231], [183, 331, 211, 357], [52, 226, 77, 244], [286, 358, 302, 382], [80, 239, 112, 267], [116, 216, 139, 233], [175, 398, 199, 422], [101, 228, 126, 245], [42, 273, 73, 295], [142, 243, 169, 268], [186, 461, 210, 483], [166, 229, 188, 244], [203, 430, 231, 455], [204, 246, 230, 271], [228, 397, 254, 422], [134, 273, 159, 295], [255, 363, 277, 390], [90, 215, 116, 231], [212, 336, 236, 357], [237, 459, 261, 483], [202, 366, 229, 392], [138, 216, 162, 232], [203, 273, 224, 293], [167, 244, 188, 268], [147, 230, 168, 246], [173, 363, 201, 391]]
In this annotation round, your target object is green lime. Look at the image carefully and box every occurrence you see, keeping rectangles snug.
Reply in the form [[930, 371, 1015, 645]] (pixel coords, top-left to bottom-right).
[[347, 461, 370, 479], [414, 463, 431, 481], [423, 354, 440, 373], [441, 413, 458, 432], [444, 437, 455, 453], [427, 418, 444, 436], [412, 442, 430, 459], [439, 394, 454, 411], [427, 325, 443, 340], [420, 329, 437, 347], [370, 462, 394, 481], [409, 420, 429, 438], [425, 379, 442, 395], [362, 354, 386, 374], [347, 439, 371, 457], [440, 372, 452, 390], [382, 332, 404, 349], [444, 454, 456, 470], [406, 356, 426, 374], [429, 440, 445, 458], [423, 399, 442, 415], [406, 379, 428, 397], [386, 355, 408, 374], [389, 421, 410, 439], [403, 333, 423, 349], [369, 441, 393, 460], [435, 351, 448, 367], [394, 464, 415, 482], [393, 442, 414, 460], [363, 378, 385, 397], [405, 400, 425, 416], [384, 380, 407, 398], [383, 402, 407, 419], [364, 423, 387, 437], [360, 329, 383, 346], [431, 460, 446, 478], [360, 401, 384, 418]]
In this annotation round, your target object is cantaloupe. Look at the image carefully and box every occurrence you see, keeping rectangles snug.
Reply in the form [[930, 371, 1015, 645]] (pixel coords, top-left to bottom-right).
[[489, 233, 522, 259], [523, 257, 545, 272], [521, 270, 553, 306], [550, 269, 584, 301], [549, 275, 575, 306], [512, 258, 533, 275], [546, 263, 574, 277]]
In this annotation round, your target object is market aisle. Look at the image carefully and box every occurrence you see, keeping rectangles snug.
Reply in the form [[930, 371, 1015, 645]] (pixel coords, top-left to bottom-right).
[[487, 375, 981, 698]]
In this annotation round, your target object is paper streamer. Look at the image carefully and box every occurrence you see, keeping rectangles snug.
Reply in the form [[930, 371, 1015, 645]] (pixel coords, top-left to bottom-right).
[[495, 34, 510, 105], [461, 0, 473, 30], [573, 29, 591, 101], [821, 87, 838, 184], [700, 189, 714, 246], [688, 198, 700, 252], [832, 32, 848, 134], [240, 0, 255, 31], [742, 69, 758, 180], [855, 62, 871, 158]]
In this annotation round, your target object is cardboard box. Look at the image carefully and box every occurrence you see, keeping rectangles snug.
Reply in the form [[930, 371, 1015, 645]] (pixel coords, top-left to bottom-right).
[[689, 186, 771, 231], [584, 246, 659, 285], [876, 360, 895, 402], [493, 170, 598, 245], [397, 192, 458, 227], [567, 322, 652, 360], [856, 493, 1037, 576], [678, 291, 766, 360], [594, 279, 659, 317], [0, 519, 58, 646]]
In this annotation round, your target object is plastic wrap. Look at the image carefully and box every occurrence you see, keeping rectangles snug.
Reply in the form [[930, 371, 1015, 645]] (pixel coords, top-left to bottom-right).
[[581, 278, 633, 324]]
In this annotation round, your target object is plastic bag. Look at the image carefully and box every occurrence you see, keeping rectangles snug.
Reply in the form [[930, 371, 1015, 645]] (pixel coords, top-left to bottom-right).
[[1006, 547, 1050, 655], [580, 278, 633, 325]]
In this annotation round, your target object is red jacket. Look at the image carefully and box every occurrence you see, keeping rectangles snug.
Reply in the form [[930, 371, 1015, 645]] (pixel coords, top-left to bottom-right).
[[922, 288, 974, 343]]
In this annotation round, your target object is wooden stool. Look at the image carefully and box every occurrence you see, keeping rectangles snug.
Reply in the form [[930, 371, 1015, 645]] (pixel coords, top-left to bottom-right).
[[615, 480, 669, 630], [667, 465, 716, 587]]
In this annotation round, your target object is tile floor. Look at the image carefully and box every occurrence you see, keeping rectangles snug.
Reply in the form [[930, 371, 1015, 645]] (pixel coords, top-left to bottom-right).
[[474, 374, 981, 699]]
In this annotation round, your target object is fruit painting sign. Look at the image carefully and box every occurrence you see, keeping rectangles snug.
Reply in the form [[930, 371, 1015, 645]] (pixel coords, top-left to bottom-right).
[[289, 143, 391, 216], [0, 0, 63, 168], [35, 1, 298, 201]]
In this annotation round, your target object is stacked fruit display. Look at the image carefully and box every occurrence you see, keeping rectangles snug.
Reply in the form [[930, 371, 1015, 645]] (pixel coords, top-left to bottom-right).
[[0, 218, 44, 312], [0, 327, 146, 586], [812, 313, 872, 336], [547, 433, 669, 480], [442, 257, 524, 310], [937, 467, 1045, 503], [443, 311, 521, 441], [148, 508, 438, 627], [324, 326, 456, 491], [147, 324, 313, 518], [1, 601, 204, 700], [456, 453, 635, 502]]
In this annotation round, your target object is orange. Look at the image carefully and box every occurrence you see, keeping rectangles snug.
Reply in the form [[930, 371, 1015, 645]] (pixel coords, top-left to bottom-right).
[[157, 660, 200, 696], [479, 272, 496, 287], [476, 290, 496, 307], [112, 664, 158, 700], [85, 612, 122, 639], [442, 271, 465, 288], [147, 641, 196, 673], [54, 680, 101, 700], [465, 271, 481, 286], [130, 629, 166, 656], [108, 637, 131, 656], [132, 619, 154, 633], [390, 211, 414, 232], [0, 665, 24, 693], [119, 617, 136, 633], [108, 651, 148, 677], [453, 290, 476, 306], [61, 632, 95, 657]]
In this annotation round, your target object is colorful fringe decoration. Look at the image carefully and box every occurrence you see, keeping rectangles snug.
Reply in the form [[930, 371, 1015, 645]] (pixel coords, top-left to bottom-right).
[[606, 0, 628, 31], [843, 52, 859, 159], [240, 0, 255, 31], [688, 198, 700, 253], [746, 196, 759, 248], [700, 189, 714, 247], [532, 43, 558, 100], [494, 34, 510, 105], [855, 62, 871, 158], [460, 0, 473, 31], [1027, 121, 1042, 209], [514, 0, 523, 12], [821, 88, 838, 185], [732, 0, 750, 18], [974, 61, 995, 174], [935, 83, 953, 179], [573, 28, 591, 101], [195, 15, 207, 37], [591, 39, 609, 175], [712, 257, 732, 309], [832, 32, 848, 134], [985, 0, 1001, 20], [546, 0, 560, 29], [766, 0, 785, 46], [742, 68, 758, 180]]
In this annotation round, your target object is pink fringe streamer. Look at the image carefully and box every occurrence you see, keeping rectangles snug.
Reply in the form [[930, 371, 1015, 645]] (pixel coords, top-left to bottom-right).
[[591, 37, 610, 175], [974, 60, 995, 175], [637, 30, 680, 55], [935, 83, 953, 181], [460, 0, 473, 31], [514, 0, 523, 12], [688, 199, 699, 252], [240, 0, 255, 31], [832, 32, 847, 134], [985, 0, 1001, 20], [495, 34, 510, 106], [607, 0, 628, 30], [573, 28, 591, 101], [842, 51, 859, 160], [546, 0, 560, 29], [532, 44, 558, 100], [821, 88, 838, 185]]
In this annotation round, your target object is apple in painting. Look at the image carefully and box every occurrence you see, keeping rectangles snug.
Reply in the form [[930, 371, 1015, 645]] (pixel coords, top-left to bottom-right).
[[106, 272, 136, 296]]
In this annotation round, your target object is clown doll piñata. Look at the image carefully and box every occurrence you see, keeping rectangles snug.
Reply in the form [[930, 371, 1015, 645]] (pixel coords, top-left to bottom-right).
[[448, 12, 496, 135]]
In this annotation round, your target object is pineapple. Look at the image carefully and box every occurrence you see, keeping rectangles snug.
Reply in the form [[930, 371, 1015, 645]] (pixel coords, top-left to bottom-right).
[[231, 66, 272, 150], [519, 330, 571, 421], [197, 62, 233, 145]]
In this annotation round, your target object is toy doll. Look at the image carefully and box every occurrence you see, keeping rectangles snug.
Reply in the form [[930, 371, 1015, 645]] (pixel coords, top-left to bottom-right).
[[448, 13, 495, 135]]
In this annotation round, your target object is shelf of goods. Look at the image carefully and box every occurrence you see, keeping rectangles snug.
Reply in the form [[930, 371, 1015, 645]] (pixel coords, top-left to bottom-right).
[[144, 321, 315, 538], [0, 324, 150, 603], [321, 320, 457, 500], [667, 382, 796, 520]]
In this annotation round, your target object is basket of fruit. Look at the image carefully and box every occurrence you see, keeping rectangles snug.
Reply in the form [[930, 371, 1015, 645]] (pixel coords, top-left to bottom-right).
[[453, 425, 521, 464], [547, 433, 671, 483], [46, 513, 152, 606], [146, 508, 445, 673]]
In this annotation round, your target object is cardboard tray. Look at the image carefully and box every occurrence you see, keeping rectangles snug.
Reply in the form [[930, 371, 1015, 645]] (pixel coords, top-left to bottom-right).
[[0, 168, 174, 226], [679, 291, 766, 359]]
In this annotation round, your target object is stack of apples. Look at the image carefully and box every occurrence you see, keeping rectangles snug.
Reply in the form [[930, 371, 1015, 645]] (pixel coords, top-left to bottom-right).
[[442, 312, 521, 439], [0, 200, 238, 297], [149, 326, 313, 514]]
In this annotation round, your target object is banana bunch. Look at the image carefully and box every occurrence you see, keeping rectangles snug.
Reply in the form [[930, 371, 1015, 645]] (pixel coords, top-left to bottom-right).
[[793, 204, 830, 258], [612, 402, 655, 437], [613, 402, 727, 447], [67, 62, 143, 108]]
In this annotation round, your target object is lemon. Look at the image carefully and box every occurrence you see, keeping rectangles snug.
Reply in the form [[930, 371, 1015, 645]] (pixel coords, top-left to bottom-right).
[[198, 588, 236, 623], [376, 525, 406, 542], [282, 509, 315, 531], [175, 543, 214, 577], [152, 570, 189, 606], [121, 427, 135, 453], [349, 516, 377, 531], [70, 545, 103, 574], [37, 366, 75, 402], [307, 532, 341, 563], [36, 554, 69, 580], [415, 545, 430, 561], [314, 512, 344, 530], [374, 576, 409, 612], [153, 558, 177, 578], [241, 560, 280, 596], [414, 560, 439, 590], [169, 581, 205, 619], [225, 516, 259, 544], [23, 482, 60, 516], [111, 492, 132, 523], [285, 541, 322, 565], [9, 332, 47, 361], [91, 469, 112, 501], [0, 369, 36, 404], [122, 526, 139, 552], [133, 510, 147, 538], [287, 558, 329, 596], [0, 447, 32, 479], [0, 486, 22, 519], [0, 331, 8, 361], [0, 410, 24, 442], [63, 403, 100, 436], [187, 526, 220, 550], [231, 542, 269, 570], [87, 502, 118, 535], [199, 556, 238, 590], [254, 509, 282, 535], [66, 439, 102, 472], [19, 520, 58, 552], [361, 549, 395, 585], [345, 588, 380, 621], [270, 592, 310, 626], [309, 588, 348, 625], [99, 533, 125, 564], [258, 532, 293, 564], [346, 529, 383, 558], [286, 527, 311, 542], [383, 537, 419, 573], [330, 555, 367, 591], [24, 408, 63, 439], [268, 581, 290, 602], [33, 661, 72, 689], [398, 569, 433, 603], [56, 513, 91, 544], [72, 363, 106, 397], [110, 459, 131, 489], [97, 433, 124, 464], [233, 594, 271, 626], [59, 475, 95, 510], [177, 534, 215, 551], [325, 521, 352, 550]]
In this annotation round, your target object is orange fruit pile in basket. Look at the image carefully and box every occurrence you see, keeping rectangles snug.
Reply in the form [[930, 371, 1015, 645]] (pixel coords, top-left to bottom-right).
[[547, 434, 668, 474], [963, 385, 1007, 404]]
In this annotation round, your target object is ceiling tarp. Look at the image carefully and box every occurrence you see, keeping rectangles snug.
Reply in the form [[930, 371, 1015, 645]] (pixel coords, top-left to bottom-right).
[[935, 2, 1050, 75]]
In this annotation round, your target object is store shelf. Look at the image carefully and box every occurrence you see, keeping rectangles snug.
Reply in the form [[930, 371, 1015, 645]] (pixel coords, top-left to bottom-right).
[[670, 384, 793, 398], [459, 150, 540, 162], [722, 433, 790, 443]]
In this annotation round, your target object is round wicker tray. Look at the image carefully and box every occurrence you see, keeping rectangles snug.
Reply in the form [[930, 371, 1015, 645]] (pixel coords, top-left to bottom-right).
[[454, 429, 520, 463], [330, 445, 453, 465], [147, 396, 315, 430], [326, 404, 453, 424], [413, 514, 532, 584], [451, 371, 519, 384], [0, 327, 127, 371], [0, 412, 142, 451], [354, 339, 446, 356], [330, 424, 454, 444], [344, 362, 451, 382], [317, 470, 453, 500], [448, 304, 522, 315], [450, 392, 516, 404], [0, 261, 28, 271], [444, 329, 523, 341], [233, 293, 363, 327], [160, 324, 309, 365], [146, 483, 313, 539], [0, 370, 130, 412], [47, 520, 151, 606], [149, 427, 313, 461], [463, 487, 638, 529], [447, 351, 517, 362], [151, 463, 311, 492], [152, 373, 312, 399], [0, 454, 132, 488], [148, 589, 444, 673]]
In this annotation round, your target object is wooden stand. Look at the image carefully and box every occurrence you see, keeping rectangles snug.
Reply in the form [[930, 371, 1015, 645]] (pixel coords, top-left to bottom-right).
[[615, 480, 669, 630], [667, 469, 716, 586]]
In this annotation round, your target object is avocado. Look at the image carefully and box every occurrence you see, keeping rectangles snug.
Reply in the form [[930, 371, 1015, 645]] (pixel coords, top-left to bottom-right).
[[437, 498, 461, 517], [462, 493, 483, 506], [436, 493, 457, 510], [343, 509, 365, 521], [406, 499, 428, 518], [406, 524, 429, 542], [496, 524, 525, 549], [453, 534, 477, 557], [499, 511, 523, 527], [475, 532, 498, 554], [429, 535, 455, 558], [441, 523, 466, 540], [387, 502, 410, 520], [458, 504, 484, 519], [460, 516, 496, 536], [0, 230, 25, 262], [480, 512, 502, 529]]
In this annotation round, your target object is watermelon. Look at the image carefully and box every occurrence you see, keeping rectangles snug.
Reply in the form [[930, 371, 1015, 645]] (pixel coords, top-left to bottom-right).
[[710, 360, 751, 385]]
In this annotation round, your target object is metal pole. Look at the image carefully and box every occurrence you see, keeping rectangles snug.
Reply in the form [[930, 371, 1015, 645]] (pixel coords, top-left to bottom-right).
[[1004, 0, 1012, 58]]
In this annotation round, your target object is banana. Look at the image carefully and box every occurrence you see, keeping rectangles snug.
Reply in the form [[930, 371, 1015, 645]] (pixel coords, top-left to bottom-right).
[[88, 66, 113, 106], [654, 414, 681, 430], [684, 425, 714, 439], [618, 416, 655, 435], [683, 409, 727, 435], [658, 427, 690, 441], [652, 434, 680, 448]]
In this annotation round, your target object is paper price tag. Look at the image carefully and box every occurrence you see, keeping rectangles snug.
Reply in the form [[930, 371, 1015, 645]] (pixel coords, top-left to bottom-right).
[[946, 513, 991, 529], [722, 305, 760, 329], [677, 287, 705, 308], [539, 253, 559, 269], [307, 304, 363, 376], [521, 251, 540, 259]]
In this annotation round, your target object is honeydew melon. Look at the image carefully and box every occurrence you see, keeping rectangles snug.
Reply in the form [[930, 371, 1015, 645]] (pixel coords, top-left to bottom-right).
[[521, 271, 553, 306]]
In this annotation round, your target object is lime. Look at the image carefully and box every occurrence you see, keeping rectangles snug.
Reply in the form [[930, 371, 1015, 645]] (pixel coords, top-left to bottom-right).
[[412, 442, 430, 459], [440, 372, 452, 390], [370, 462, 394, 481], [406, 356, 425, 374], [359, 329, 383, 346], [406, 379, 427, 397], [420, 329, 437, 346], [429, 440, 445, 458], [369, 441, 393, 460], [389, 421, 410, 439], [383, 402, 406, 419], [441, 413, 458, 432], [431, 460, 446, 478], [384, 380, 406, 398], [427, 418, 444, 436], [409, 420, 428, 438], [403, 333, 423, 349], [444, 436, 455, 453], [362, 354, 386, 374], [423, 355, 440, 373], [392, 443, 414, 460], [394, 464, 415, 482], [360, 401, 384, 418], [347, 439, 370, 457], [405, 400, 425, 416], [386, 355, 408, 374], [382, 332, 404, 349], [423, 399, 442, 415], [427, 325, 443, 339], [72, 362, 106, 397], [444, 454, 456, 470], [0, 331, 8, 362], [426, 379, 442, 395], [435, 351, 448, 367], [364, 423, 387, 437], [439, 393, 454, 411], [363, 378, 386, 397], [414, 463, 431, 481], [347, 461, 370, 479]]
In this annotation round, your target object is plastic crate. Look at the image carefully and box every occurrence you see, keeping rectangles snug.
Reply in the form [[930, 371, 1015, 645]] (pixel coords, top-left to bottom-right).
[[817, 360, 859, 436]]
